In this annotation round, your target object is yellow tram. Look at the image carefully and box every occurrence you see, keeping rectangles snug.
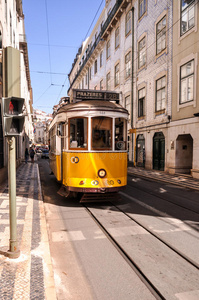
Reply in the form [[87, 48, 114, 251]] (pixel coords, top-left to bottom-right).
[[48, 90, 128, 200]]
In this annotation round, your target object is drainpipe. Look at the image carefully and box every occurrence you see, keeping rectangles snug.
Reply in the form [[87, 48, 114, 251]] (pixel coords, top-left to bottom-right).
[[131, 6, 135, 165]]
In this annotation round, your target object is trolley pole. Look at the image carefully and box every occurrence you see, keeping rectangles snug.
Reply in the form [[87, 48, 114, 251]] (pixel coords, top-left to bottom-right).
[[7, 136, 20, 258]]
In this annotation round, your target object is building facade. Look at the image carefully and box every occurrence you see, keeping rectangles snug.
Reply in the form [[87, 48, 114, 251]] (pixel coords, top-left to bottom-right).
[[167, 0, 199, 178], [68, 0, 133, 157], [67, 0, 199, 178], [0, 0, 33, 184], [132, 0, 173, 171]]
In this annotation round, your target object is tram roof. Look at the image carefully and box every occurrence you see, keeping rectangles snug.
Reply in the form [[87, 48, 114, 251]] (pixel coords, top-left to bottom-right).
[[55, 100, 128, 115]]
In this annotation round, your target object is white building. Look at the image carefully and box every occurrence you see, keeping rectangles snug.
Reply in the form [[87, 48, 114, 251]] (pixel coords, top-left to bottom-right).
[[0, 0, 33, 184], [132, 0, 173, 171], [68, 0, 199, 178], [68, 0, 133, 159]]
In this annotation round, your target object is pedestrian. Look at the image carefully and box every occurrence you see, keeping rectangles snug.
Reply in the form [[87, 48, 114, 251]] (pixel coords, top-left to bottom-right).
[[25, 148, 29, 164], [29, 147, 35, 163]]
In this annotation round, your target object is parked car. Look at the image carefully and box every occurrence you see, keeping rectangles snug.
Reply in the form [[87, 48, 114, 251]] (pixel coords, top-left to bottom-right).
[[41, 149, 49, 159]]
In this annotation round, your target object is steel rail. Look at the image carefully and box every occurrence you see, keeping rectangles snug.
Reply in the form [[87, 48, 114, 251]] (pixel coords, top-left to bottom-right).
[[83, 204, 167, 300]]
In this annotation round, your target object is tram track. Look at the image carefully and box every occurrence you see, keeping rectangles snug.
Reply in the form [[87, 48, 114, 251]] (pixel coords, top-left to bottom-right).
[[83, 196, 199, 300], [127, 175, 199, 215], [112, 196, 199, 270], [83, 204, 166, 300]]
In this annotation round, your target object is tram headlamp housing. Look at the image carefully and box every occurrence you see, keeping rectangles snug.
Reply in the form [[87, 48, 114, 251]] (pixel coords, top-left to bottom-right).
[[98, 168, 106, 178]]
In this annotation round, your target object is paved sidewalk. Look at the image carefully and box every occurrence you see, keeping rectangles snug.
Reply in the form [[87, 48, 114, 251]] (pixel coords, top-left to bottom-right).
[[0, 162, 56, 300], [128, 166, 199, 191]]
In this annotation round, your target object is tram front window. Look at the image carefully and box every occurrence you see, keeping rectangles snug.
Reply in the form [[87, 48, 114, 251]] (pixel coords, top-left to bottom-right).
[[92, 117, 112, 150], [115, 118, 127, 150], [69, 118, 87, 149]]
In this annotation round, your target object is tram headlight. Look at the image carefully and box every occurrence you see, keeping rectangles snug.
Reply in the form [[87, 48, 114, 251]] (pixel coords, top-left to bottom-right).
[[117, 180, 121, 184], [98, 169, 106, 178], [79, 180, 85, 185]]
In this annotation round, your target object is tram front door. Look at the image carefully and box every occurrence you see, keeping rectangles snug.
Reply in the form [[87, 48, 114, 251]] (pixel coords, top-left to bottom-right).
[[153, 132, 165, 171]]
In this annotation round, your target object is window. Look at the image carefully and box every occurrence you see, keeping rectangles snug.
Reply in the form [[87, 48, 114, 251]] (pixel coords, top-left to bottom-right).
[[94, 59, 97, 74], [106, 72, 111, 90], [100, 51, 103, 67], [82, 78, 84, 89], [125, 52, 131, 79], [181, 0, 195, 36], [125, 95, 130, 112], [115, 63, 119, 87], [107, 40, 110, 59], [115, 27, 119, 49], [85, 73, 88, 86], [89, 67, 92, 80], [92, 117, 112, 150], [115, 118, 127, 150], [69, 118, 88, 149], [139, 0, 146, 19], [138, 37, 146, 69], [125, 11, 131, 36], [100, 79, 103, 90], [138, 88, 145, 117], [180, 60, 194, 104], [156, 16, 166, 55], [156, 76, 166, 112]]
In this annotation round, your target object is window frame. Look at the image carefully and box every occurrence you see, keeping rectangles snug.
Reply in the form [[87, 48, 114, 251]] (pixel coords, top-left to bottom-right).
[[94, 59, 97, 74], [156, 15, 167, 56], [155, 75, 166, 113], [180, 0, 195, 36], [115, 26, 120, 49], [106, 39, 110, 59], [91, 116, 113, 151], [180, 59, 194, 104], [106, 72, 111, 90], [139, 0, 147, 20], [114, 63, 120, 87], [125, 11, 131, 36], [138, 87, 145, 118], [138, 36, 146, 69], [100, 51, 103, 68], [125, 51, 131, 79], [68, 117, 88, 150]]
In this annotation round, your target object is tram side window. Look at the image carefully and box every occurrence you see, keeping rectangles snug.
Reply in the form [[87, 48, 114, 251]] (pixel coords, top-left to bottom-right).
[[92, 117, 112, 150], [115, 118, 127, 150], [49, 126, 56, 152], [69, 118, 88, 149]]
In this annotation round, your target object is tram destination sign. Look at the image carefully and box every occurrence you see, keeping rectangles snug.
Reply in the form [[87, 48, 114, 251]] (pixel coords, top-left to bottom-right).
[[73, 89, 120, 103]]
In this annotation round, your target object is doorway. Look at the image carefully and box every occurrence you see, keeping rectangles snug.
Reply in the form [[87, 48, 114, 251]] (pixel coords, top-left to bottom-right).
[[136, 134, 145, 167], [153, 132, 165, 171], [175, 134, 193, 174]]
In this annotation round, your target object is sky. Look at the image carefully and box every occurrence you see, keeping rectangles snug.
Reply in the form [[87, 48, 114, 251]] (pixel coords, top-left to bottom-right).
[[23, 0, 105, 114]]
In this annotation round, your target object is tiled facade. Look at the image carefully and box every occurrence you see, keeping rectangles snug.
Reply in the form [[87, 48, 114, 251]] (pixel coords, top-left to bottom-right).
[[68, 0, 199, 178]]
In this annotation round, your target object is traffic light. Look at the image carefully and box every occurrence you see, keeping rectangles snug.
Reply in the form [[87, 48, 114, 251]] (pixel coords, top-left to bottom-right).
[[1, 97, 25, 136]]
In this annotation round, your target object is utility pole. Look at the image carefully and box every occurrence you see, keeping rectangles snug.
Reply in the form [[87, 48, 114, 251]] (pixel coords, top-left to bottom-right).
[[7, 136, 20, 258], [1, 97, 25, 259]]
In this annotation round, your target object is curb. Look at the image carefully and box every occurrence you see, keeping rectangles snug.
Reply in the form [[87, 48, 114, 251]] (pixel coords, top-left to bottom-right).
[[36, 164, 57, 300]]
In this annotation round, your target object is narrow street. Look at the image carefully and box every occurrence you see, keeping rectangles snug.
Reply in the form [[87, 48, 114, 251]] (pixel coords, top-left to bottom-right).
[[38, 158, 199, 300]]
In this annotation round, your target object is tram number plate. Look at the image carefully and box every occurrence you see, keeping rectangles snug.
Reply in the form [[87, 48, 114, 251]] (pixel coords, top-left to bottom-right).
[[100, 111, 105, 115]]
